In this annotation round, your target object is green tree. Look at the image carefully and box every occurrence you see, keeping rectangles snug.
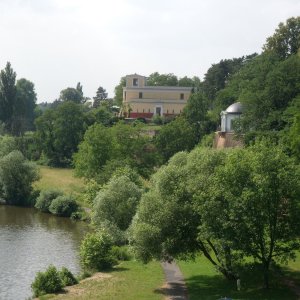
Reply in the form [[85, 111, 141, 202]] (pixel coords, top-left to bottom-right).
[[74, 122, 159, 180], [130, 149, 237, 279], [183, 92, 214, 142], [0, 150, 39, 205], [147, 72, 178, 86], [60, 87, 83, 104], [35, 102, 86, 166], [80, 231, 116, 271], [114, 77, 126, 106], [154, 116, 197, 162], [93, 86, 108, 108], [73, 123, 114, 179], [0, 62, 17, 133], [178, 76, 201, 89], [15, 78, 37, 131], [208, 142, 300, 288], [202, 54, 257, 103], [263, 16, 300, 59], [93, 175, 142, 231]]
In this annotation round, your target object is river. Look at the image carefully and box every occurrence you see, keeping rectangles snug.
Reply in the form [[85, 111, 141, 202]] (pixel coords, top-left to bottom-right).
[[0, 205, 89, 300]]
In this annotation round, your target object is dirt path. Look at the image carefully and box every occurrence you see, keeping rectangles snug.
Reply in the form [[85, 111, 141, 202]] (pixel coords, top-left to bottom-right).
[[161, 261, 188, 300]]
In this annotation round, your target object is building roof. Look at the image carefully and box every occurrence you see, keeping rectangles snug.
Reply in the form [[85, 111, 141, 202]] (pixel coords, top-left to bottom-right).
[[225, 102, 243, 113]]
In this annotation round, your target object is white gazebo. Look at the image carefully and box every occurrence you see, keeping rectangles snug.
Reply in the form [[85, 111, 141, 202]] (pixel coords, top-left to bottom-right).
[[220, 102, 243, 132]]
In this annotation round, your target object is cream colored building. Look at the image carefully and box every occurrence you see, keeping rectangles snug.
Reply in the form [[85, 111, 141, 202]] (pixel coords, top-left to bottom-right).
[[122, 74, 193, 118]]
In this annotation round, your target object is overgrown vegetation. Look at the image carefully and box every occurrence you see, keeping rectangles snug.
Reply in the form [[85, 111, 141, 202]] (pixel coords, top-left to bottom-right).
[[31, 265, 77, 297]]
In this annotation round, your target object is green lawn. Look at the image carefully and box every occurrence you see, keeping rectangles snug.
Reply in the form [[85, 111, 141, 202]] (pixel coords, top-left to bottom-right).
[[34, 166, 85, 195], [178, 255, 298, 300], [40, 261, 165, 300]]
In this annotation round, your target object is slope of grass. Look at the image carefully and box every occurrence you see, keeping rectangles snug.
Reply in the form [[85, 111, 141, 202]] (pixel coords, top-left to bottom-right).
[[34, 166, 85, 195], [40, 261, 165, 300], [178, 255, 297, 300]]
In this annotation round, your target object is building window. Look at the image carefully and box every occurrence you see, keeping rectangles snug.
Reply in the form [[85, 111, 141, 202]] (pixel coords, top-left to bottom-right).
[[148, 108, 150, 113], [137, 109, 139, 113], [180, 93, 184, 100], [139, 92, 143, 99], [124, 91, 126, 100], [172, 109, 174, 113], [167, 110, 169, 114], [133, 78, 138, 86], [143, 109, 144, 113]]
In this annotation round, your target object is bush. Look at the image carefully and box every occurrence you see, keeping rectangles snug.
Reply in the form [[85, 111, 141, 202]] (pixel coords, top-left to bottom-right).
[[49, 195, 78, 217], [31, 265, 63, 297], [35, 189, 63, 213], [80, 231, 117, 271], [92, 175, 142, 231], [23, 189, 40, 207], [0, 151, 40, 205], [111, 245, 132, 261], [59, 267, 78, 286], [97, 220, 127, 246]]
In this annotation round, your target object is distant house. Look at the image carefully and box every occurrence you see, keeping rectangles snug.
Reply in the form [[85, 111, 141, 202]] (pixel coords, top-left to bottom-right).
[[122, 74, 193, 119], [214, 102, 244, 148]]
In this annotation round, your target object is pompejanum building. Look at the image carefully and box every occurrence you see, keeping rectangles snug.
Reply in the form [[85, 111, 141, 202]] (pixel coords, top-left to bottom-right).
[[122, 74, 193, 118]]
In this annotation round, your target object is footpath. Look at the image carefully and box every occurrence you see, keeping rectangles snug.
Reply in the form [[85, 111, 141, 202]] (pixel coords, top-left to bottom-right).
[[161, 261, 188, 300]]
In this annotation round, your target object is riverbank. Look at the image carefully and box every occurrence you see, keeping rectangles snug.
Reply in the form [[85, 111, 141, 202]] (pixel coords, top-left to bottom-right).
[[38, 260, 165, 300]]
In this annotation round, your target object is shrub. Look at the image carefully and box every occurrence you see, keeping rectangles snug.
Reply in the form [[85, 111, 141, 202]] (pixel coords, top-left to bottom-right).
[[80, 231, 117, 271], [31, 265, 63, 297], [23, 189, 40, 207], [49, 195, 78, 217], [92, 175, 142, 231], [35, 189, 63, 213], [111, 246, 132, 261], [59, 267, 78, 286], [0, 151, 40, 205], [97, 220, 127, 246]]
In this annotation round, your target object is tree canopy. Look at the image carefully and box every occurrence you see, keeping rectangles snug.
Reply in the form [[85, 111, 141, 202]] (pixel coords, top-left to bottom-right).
[[130, 142, 300, 287], [263, 16, 300, 59]]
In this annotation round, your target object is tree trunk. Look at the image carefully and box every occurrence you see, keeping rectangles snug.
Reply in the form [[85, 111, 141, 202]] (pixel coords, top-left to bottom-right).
[[263, 261, 270, 289], [218, 266, 237, 281]]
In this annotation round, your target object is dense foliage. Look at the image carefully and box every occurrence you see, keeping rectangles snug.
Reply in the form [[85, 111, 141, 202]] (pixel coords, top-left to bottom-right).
[[92, 175, 142, 231], [35, 189, 64, 213], [0, 63, 37, 135], [80, 231, 116, 271], [0, 150, 39, 205], [74, 122, 160, 181], [35, 101, 87, 166], [31, 265, 63, 297], [49, 195, 78, 217], [130, 142, 300, 287]]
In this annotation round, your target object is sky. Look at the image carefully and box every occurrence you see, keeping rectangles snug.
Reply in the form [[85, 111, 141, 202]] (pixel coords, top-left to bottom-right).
[[0, 0, 299, 102]]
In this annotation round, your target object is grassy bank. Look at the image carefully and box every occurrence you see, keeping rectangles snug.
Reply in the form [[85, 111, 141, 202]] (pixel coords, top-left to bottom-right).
[[178, 256, 298, 300], [34, 166, 85, 195], [39, 261, 165, 300]]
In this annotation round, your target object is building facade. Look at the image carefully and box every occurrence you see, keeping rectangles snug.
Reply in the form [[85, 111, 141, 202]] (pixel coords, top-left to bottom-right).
[[122, 74, 193, 118]]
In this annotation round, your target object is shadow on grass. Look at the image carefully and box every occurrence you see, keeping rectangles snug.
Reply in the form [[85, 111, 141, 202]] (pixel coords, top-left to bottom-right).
[[109, 266, 130, 273], [184, 264, 298, 300], [281, 265, 300, 285]]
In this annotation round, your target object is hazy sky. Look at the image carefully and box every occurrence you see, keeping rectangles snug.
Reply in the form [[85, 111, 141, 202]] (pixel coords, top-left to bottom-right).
[[0, 0, 299, 102]]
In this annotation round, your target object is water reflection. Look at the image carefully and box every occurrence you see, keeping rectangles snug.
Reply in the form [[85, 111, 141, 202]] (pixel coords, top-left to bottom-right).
[[0, 205, 89, 300]]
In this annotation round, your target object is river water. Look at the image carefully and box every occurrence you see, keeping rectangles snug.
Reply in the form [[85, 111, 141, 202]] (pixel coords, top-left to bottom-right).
[[0, 205, 89, 300]]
